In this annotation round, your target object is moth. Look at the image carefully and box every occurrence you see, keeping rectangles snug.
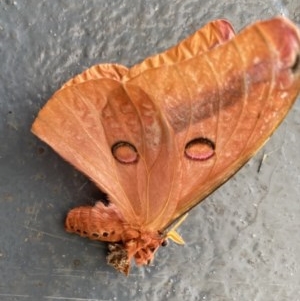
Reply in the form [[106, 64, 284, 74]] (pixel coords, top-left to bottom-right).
[[32, 17, 300, 274]]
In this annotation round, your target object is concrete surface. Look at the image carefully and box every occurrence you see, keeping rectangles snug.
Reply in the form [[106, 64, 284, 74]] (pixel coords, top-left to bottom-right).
[[0, 1, 300, 300]]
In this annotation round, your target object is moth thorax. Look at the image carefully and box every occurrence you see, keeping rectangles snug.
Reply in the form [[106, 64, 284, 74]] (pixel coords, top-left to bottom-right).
[[124, 229, 165, 264]]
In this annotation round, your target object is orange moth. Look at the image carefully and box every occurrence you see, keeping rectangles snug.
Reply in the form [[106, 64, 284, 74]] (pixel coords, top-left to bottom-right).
[[32, 17, 300, 274]]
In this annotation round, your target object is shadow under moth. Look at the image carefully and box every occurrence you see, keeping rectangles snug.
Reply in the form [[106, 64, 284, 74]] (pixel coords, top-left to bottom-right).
[[32, 17, 300, 274]]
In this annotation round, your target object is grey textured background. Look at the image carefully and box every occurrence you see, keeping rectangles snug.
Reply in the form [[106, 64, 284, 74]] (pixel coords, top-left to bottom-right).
[[1, 1, 300, 300]]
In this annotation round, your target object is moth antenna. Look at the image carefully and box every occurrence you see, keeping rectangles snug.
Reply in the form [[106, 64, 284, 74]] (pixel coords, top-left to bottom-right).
[[257, 152, 267, 173], [166, 213, 188, 245]]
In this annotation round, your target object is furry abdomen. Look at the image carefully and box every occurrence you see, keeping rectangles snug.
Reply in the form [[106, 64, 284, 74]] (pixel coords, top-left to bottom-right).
[[65, 202, 125, 242]]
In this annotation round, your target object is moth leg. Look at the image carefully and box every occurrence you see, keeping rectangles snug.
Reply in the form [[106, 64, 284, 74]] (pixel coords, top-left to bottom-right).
[[107, 243, 130, 275]]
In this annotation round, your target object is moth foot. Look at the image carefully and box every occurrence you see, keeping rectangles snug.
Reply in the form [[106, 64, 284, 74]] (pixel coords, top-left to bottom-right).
[[107, 243, 130, 275]]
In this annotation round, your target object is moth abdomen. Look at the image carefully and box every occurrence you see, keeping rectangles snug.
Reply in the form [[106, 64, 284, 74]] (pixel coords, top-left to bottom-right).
[[65, 202, 125, 242]]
